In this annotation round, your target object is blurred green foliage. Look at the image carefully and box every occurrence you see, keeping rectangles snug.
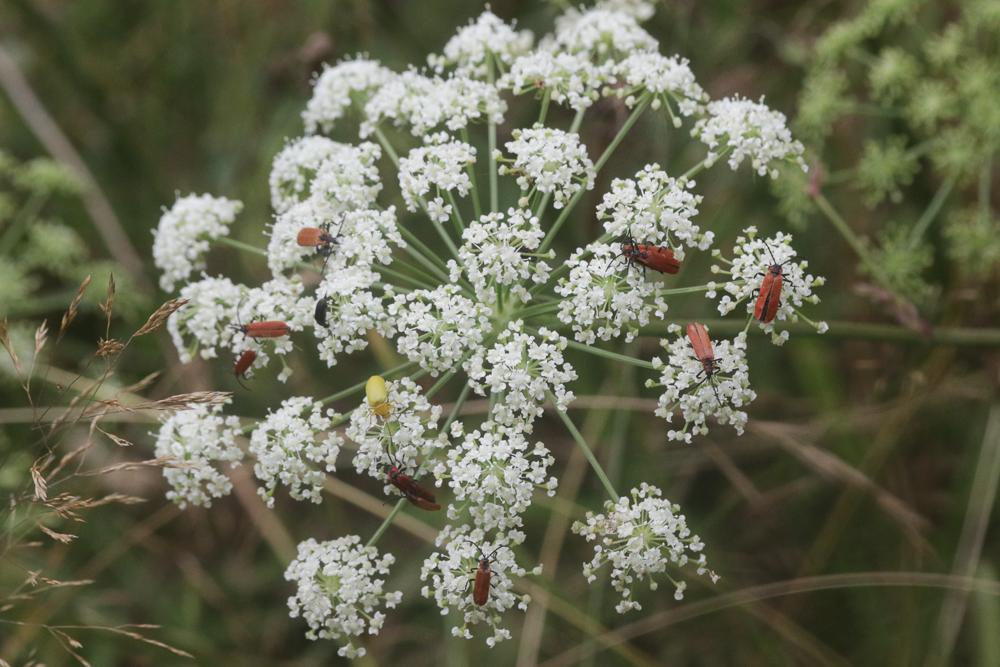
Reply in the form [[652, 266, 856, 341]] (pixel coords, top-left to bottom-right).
[[1, 1, 998, 665]]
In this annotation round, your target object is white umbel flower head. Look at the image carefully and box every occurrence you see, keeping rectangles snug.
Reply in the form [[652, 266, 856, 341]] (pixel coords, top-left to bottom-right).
[[648, 325, 756, 443], [362, 71, 506, 139], [572, 483, 717, 613], [250, 396, 344, 507], [153, 401, 243, 509], [398, 134, 477, 222], [389, 285, 493, 376], [465, 321, 577, 427], [323, 207, 405, 270], [614, 53, 707, 122], [555, 242, 668, 344], [420, 524, 539, 647], [269, 136, 344, 214], [550, 8, 658, 64], [500, 126, 595, 210], [595, 0, 656, 21], [437, 421, 557, 532], [692, 96, 807, 178], [450, 207, 551, 304], [308, 141, 383, 215], [597, 164, 710, 255], [347, 377, 446, 481], [502, 51, 604, 111], [285, 536, 402, 657], [430, 10, 533, 77], [167, 275, 244, 362], [314, 265, 394, 367], [303, 58, 394, 134], [711, 227, 827, 344], [153, 193, 242, 292]]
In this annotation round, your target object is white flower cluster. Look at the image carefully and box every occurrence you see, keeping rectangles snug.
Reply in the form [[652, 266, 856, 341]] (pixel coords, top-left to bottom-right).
[[450, 208, 551, 303], [388, 285, 493, 376], [598, 164, 711, 255], [429, 9, 533, 77], [285, 536, 402, 658], [500, 126, 595, 209], [711, 227, 827, 344], [437, 421, 557, 532], [250, 397, 343, 507], [347, 377, 446, 481], [420, 525, 539, 647], [151, 1, 828, 650], [303, 58, 393, 134], [572, 483, 717, 613], [398, 135, 477, 222], [466, 321, 577, 427], [555, 242, 668, 344], [154, 401, 243, 509], [153, 193, 242, 292], [649, 326, 756, 443], [692, 96, 807, 178]]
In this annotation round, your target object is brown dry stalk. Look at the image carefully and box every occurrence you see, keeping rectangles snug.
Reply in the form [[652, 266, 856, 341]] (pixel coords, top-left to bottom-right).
[[58, 275, 92, 342], [131, 298, 188, 339]]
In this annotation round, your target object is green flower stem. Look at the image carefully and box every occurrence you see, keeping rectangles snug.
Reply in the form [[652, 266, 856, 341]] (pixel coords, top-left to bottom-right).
[[442, 382, 472, 433], [549, 394, 619, 502], [569, 107, 586, 133], [461, 127, 483, 219], [908, 175, 956, 250], [561, 338, 656, 369], [537, 97, 650, 254], [680, 146, 731, 182], [397, 226, 450, 279], [215, 236, 268, 258], [537, 89, 551, 126], [446, 189, 466, 236], [365, 498, 407, 548], [372, 126, 400, 168], [488, 59, 499, 213], [426, 364, 460, 398], [318, 360, 418, 406], [372, 263, 437, 290], [512, 300, 562, 321], [812, 192, 896, 293], [428, 206, 462, 260], [393, 257, 443, 287]]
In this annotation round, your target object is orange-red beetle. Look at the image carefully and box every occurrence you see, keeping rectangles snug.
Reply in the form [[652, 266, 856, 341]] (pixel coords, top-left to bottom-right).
[[233, 349, 257, 389], [621, 242, 681, 275], [242, 320, 290, 338], [296, 226, 339, 258], [387, 466, 440, 511], [471, 545, 502, 606], [752, 242, 790, 324], [686, 322, 725, 406]]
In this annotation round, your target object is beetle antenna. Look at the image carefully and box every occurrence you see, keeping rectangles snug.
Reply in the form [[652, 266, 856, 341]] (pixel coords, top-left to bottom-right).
[[761, 239, 780, 267]]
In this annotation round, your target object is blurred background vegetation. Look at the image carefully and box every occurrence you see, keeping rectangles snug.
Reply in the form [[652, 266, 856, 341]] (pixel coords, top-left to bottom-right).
[[1, 0, 998, 664]]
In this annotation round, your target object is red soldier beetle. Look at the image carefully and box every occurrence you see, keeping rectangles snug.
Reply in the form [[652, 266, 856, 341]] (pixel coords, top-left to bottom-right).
[[752, 241, 793, 325], [386, 464, 441, 511], [233, 349, 257, 389], [465, 541, 502, 606], [686, 322, 725, 407], [296, 226, 339, 258], [232, 298, 291, 339], [611, 234, 681, 277]]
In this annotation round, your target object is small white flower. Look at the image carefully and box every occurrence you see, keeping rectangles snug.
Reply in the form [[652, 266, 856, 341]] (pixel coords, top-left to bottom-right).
[[572, 483, 717, 613], [398, 135, 477, 221], [597, 164, 711, 255], [449, 208, 551, 304], [712, 227, 826, 343], [502, 51, 604, 111], [648, 326, 756, 442], [595, 0, 656, 21], [323, 206, 405, 270], [692, 96, 807, 178], [437, 421, 557, 532], [269, 136, 344, 214], [389, 285, 493, 376], [614, 53, 707, 121], [303, 58, 394, 134], [550, 8, 658, 64], [314, 265, 394, 367], [250, 396, 343, 507], [430, 10, 533, 78], [153, 193, 242, 292], [362, 71, 506, 139], [501, 126, 595, 210], [308, 141, 383, 215], [420, 524, 539, 647], [154, 401, 243, 509], [285, 536, 402, 657], [347, 377, 446, 481], [555, 242, 668, 344], [465, 321, 577, 427]]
